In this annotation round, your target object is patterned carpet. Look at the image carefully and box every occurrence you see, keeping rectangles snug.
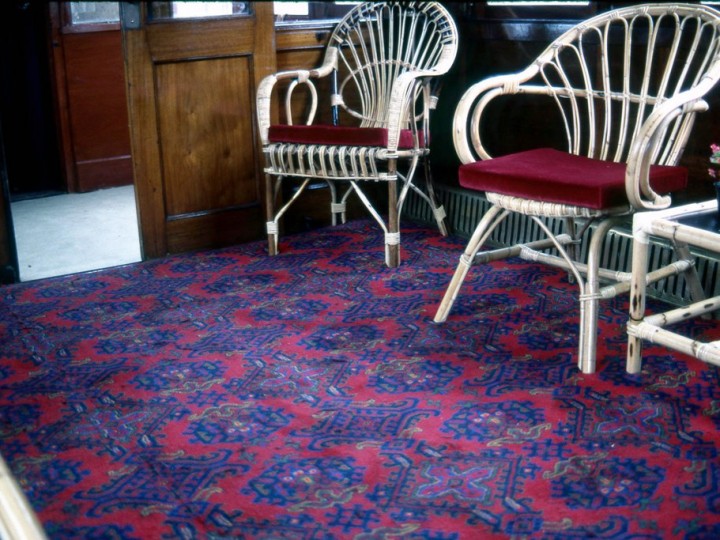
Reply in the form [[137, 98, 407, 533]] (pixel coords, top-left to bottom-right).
[[1, 219, 719, 539]]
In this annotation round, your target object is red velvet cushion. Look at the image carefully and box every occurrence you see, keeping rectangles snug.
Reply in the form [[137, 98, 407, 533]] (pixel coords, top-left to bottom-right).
[[268, 125, 424, 149], [458, 148, 687, 210]]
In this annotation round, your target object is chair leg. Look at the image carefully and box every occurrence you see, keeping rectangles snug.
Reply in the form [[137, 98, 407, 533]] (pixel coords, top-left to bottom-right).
[[386, 172, 400, 268], [627, 230, 650, 374], [673, 241, 707, 306], [578, 296, 600, 374], [265, 173, 278, 256], [576, 221, 605, 373], [577, 218, 622, 374], [529, 216, 619, 374], [564, 218, 578, 284], [265, 176, 316, 257], [423, 157, 448, 237], [327, 180, 344, 227], [435, 205, 506, 322]]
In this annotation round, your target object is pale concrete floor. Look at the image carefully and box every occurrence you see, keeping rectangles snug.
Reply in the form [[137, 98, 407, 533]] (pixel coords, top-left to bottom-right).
[[11, 185, 142, 282]]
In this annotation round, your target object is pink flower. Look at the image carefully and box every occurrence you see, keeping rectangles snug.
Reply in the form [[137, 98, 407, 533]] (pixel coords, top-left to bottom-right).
[[709, 143, 720, 178]]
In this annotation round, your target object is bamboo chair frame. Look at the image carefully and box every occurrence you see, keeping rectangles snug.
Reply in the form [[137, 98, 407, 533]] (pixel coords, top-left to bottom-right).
[[434, 3, 720, 374], [0, 453, 47, 539], [256, 2, 458, 267], [627, 200, 720, 372]]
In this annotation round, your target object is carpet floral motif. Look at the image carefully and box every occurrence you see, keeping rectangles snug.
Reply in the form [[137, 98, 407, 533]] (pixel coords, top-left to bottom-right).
[[1, 219, 720, 539]]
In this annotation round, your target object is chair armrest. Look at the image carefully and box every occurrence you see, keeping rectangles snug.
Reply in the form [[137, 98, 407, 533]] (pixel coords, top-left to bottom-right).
[[452, 66, 540, 164], [256, 70, 320, 144], [626, 83, 712, 210], [384, 67, 457, 152], [256, 49, 338, 144]]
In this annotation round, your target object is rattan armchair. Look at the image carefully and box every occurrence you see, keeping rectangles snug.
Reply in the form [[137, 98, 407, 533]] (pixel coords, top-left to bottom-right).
[[434, 3, 720, 373], [256, 1, 458, 267]]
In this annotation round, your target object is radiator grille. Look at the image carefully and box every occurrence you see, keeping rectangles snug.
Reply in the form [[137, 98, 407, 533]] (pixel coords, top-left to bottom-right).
[[405, 184, 720, 307]]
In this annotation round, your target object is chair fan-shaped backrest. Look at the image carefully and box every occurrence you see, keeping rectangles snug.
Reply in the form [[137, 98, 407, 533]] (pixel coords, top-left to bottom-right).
[[328, 1, 457, 128], [531, 4, 720, 166]]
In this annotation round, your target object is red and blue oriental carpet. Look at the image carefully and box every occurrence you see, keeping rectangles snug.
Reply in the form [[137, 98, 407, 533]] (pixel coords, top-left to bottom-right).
[[1, 219, 719, 539]]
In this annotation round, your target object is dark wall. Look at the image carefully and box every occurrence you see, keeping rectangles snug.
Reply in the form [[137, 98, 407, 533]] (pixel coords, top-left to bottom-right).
[[0, 1, 63, 198], [429, 3, 590, 185]]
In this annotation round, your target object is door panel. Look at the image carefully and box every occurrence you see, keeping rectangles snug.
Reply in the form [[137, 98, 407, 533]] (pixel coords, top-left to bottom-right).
[[122, 2, 275, 257], [50, 3, 132, 193], [62, 30, 132, 191], [156, 56, 255, 214]]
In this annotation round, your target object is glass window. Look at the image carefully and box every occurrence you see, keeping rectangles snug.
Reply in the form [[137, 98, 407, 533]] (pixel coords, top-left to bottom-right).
[[274, 2, 309, 18], [487, 1, 589, 4], [148, 2, 250, 21], [472, 0, 594, 20], [69, 2, 120, 25], [273, 1, 358, 24]]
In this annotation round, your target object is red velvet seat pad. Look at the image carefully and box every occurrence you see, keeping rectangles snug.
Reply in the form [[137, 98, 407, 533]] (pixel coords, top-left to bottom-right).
[[268, 125, 424, 149], [458, 148, 688, 210]]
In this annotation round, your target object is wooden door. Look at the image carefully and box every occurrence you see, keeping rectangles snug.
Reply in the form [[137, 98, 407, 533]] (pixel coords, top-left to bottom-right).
[[121, 1, 275, 257]]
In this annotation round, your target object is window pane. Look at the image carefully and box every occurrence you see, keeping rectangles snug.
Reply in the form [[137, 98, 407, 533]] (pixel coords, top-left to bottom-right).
[[273, 1, 357, 23], [149, 1, 250, 21], [274, 2, 308, 17], [69, 2, 120, 25], [487, 1, 589, 4]]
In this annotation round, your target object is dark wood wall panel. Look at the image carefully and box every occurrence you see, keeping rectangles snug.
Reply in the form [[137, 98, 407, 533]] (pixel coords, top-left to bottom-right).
[[156, 56, 256, 217], [60, 29, 132, 192]]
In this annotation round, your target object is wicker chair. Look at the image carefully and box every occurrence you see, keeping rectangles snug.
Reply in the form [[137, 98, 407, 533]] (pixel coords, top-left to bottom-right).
[[256, 2, 458, 267], [434, 4, 720, 374]]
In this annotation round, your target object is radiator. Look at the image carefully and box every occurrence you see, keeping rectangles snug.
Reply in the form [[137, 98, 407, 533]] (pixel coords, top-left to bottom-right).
[[405, 184, 720, 307]]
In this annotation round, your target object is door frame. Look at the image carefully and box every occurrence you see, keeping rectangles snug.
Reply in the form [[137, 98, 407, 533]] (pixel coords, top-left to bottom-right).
[[0, 122, 18, 284]]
